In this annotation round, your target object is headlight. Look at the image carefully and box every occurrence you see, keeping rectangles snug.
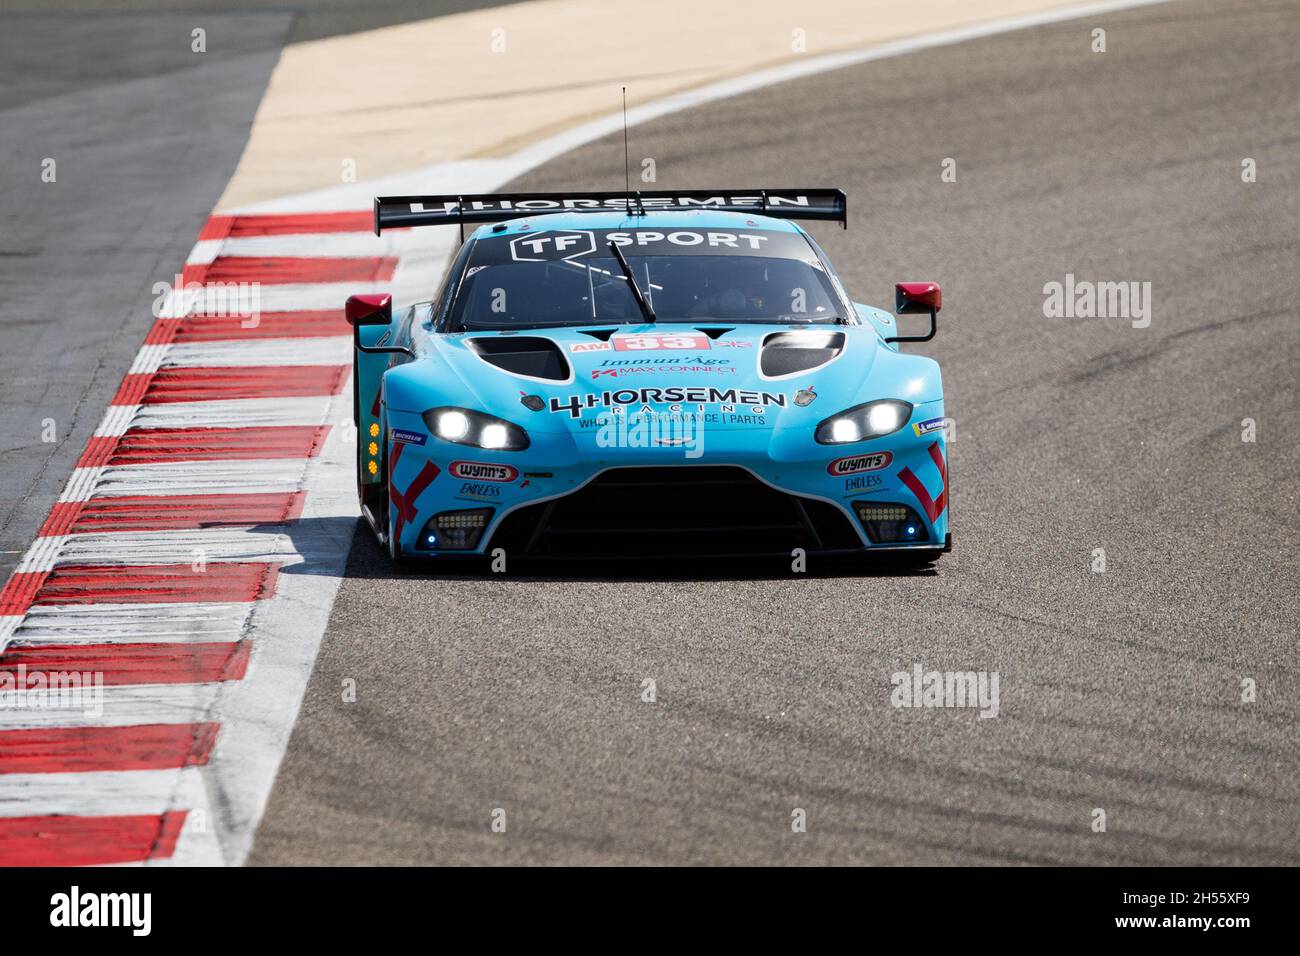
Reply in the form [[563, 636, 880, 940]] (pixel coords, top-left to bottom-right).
[[422, 407, 529, 450], [815, 400, 913, 444]]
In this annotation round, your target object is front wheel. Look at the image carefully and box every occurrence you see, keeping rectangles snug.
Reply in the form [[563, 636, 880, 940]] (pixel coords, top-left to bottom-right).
[[386, 508, 401, 562], [379, 414, 410, 566]]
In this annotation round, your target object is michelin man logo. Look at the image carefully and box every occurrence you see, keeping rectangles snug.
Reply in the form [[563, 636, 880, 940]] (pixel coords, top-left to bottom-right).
[[510, 230, 596, 261]]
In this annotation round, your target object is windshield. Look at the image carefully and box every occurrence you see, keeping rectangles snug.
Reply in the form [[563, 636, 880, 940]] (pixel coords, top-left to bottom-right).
[[449, 226, 847, 330]]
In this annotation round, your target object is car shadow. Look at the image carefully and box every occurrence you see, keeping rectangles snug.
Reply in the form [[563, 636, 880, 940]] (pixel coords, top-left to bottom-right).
[[269, 516, 943, 583]]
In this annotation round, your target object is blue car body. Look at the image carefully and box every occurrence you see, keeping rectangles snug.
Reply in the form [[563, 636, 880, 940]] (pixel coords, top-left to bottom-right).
[[352, 194, 949, 563]]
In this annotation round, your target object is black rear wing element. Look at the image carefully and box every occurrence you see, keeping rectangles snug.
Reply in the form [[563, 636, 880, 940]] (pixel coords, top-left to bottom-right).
[[374, 189, 847, 235]]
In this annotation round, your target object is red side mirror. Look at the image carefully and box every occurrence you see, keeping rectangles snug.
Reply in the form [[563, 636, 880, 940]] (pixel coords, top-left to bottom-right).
[[345, 293, 393, 326], [895, 282, 941, 315], [886, 282, 942, 345]]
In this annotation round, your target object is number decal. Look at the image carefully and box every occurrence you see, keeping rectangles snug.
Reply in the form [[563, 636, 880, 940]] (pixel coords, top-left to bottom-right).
[[612, 333, 711, 351]]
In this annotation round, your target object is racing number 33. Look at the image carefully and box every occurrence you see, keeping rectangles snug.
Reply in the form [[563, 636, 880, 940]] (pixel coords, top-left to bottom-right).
[[613, 333, 711, 351]]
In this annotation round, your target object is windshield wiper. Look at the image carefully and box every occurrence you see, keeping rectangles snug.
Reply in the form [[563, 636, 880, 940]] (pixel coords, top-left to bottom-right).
[[608, 241, 657, 324]]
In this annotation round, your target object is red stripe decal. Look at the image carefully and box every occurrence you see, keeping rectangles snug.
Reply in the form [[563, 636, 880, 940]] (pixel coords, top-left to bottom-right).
[[53, 492, 306, 533], [133, 365, 348, 403], [33, 563, 279, 605], [172, 309, 350, 341], [204, 256, 397, 285], [389, 443, 440, 544], [897, 441, 948, 523], [0, 811, 186, 866], [0, 723, 220, 775], [1, 641, 249, 686], [106, 425, 330, 465], [929, 441, 947, 487]]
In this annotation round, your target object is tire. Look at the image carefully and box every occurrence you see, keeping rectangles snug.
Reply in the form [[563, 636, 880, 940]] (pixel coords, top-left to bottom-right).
[[386, 511, 401, 562], [380, 412, 408, 566]]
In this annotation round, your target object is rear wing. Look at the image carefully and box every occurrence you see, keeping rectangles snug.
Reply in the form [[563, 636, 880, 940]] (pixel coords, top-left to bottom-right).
[[373, 188, 847, 235]]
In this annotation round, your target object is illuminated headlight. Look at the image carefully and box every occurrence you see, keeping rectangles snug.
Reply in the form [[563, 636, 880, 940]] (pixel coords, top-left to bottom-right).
[[420, 508, 493, 550], [815, 400, 912, 444], [852, 502, 929, 543], [437, 410, 469, 440], [422, 407, 529, 450]]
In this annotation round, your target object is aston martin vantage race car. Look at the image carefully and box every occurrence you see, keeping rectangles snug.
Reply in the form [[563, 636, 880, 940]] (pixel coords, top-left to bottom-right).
[[347, 189, 950, 564]]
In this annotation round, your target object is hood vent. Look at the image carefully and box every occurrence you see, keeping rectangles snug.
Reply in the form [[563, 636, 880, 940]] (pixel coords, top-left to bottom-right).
[[467, 336, 569, 381], [760, 331, 845, 377]]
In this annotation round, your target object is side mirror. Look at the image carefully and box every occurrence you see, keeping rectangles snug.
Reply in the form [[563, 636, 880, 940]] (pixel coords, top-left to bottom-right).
[[348, 293, 413, 358], [887, 282, 942, 344], [345, 293, 393, 326], [895, 282, 941, 315]]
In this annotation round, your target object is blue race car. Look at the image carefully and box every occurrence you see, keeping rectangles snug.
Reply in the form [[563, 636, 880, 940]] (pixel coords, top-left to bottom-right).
[[347, 189, 949, 565]]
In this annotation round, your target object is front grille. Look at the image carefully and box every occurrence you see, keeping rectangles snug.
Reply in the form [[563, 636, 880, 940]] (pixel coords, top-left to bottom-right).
[[487, 466, 862, 558]]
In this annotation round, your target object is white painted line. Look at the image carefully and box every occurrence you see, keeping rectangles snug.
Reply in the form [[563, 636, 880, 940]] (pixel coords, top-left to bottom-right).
[[163, 336, 351, 368], [56, 528, 301, 567], [0, 683, 223, 731], [211, 231, 387, 260], [59, 466, 106, 503], [0, 767, 208, 818], [10, 602, 254, 647], [128, 344, 170, 375], [196, 225, 435, 261], [95, 404, 140, 438], [0, 617, 21, 650], [186, 238, 224, 266], [92, 458, 312, 497], [15, 536, 68, 574], [131, 396, 335, 430]]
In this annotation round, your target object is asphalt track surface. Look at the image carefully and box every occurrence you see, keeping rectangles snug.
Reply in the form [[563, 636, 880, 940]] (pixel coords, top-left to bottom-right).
[[0, 12, 291, 577], [242, 0, 1300, 865]]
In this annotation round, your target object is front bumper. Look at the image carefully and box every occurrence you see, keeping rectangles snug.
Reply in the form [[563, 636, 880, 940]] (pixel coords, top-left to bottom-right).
[[383, 403, 950, 559]]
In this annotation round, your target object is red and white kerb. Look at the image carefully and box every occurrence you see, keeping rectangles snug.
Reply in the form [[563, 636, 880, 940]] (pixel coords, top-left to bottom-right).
[[0, 209, 399, 866]]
